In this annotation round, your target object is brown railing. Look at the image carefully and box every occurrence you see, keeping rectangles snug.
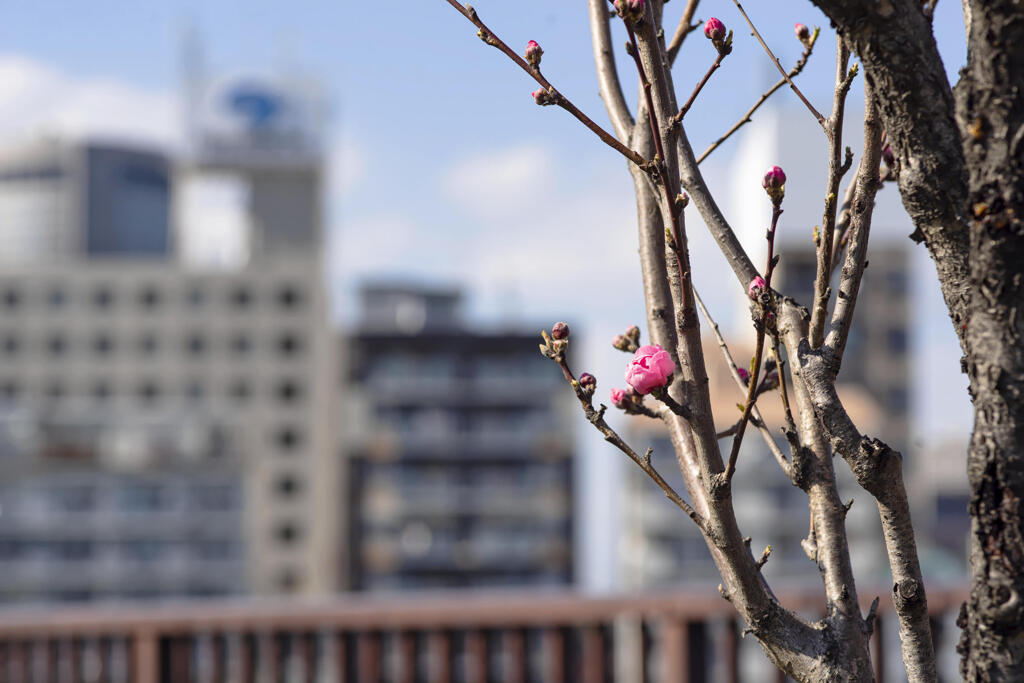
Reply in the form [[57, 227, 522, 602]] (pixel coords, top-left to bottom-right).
[[0, 585, 966, 682]]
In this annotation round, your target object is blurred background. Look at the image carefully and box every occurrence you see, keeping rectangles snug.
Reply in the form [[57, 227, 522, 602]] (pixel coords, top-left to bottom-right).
[[0, 1, 972, 680]]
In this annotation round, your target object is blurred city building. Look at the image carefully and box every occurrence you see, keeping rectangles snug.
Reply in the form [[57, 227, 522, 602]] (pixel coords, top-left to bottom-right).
[[341, 284, 575, 591], [0, 70, 337, 602]]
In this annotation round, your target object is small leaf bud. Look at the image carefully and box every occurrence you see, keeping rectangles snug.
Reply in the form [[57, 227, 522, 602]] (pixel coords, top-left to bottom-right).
[[579, 373, 597, 394], [524, 40, 543, 68]]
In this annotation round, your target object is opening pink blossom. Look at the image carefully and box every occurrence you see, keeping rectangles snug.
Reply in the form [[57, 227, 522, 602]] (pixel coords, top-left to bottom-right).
[[624, 344, 674, 395]]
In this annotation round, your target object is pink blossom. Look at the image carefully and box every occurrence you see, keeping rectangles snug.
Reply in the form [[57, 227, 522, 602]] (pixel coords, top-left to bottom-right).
[[704, 17, 726, 42], [525, 40, 543, 68], [610, 388, 627, 407], [624, 344, 675, 395], [737, 367, 751, 385], [748, 276, 766, 299]]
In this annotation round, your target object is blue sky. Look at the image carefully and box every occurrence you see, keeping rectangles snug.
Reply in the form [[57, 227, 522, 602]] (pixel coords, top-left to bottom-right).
[[0, 1, 973, 588]]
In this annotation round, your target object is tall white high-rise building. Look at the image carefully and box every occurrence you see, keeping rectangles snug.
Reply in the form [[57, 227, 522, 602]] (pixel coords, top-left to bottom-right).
[[0, 72, 338, 602]]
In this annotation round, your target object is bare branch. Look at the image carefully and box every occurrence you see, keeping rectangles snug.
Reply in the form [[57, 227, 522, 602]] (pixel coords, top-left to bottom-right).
[[823, 90, 884, 375], [587, 0, 634, 141], [443, 1, 647, 167], [809, 38, 857, 349], [730, 0, 826, 127], [696, 29, 819, 164], [666, 0, 702, 66]]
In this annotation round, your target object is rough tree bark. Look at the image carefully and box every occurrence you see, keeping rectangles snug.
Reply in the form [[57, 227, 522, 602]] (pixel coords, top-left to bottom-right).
[[810, 0, 1024, 677], [953, 1, 1024, 679]]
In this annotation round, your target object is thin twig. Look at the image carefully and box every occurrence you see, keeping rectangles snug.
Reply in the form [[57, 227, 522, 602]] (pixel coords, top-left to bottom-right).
[[725, 203, 783, 481], [673, 50, 727, 124], [693, 288, 793, 479], [696, 29, 818, 164], [666, 0, 702, 66], [444, 1, 647, 167], [730, 0, 826, 127]]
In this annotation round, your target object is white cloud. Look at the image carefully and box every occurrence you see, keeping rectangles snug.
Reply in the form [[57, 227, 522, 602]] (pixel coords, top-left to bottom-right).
[[442, 143, 555, 213], [0, 54, 180, 149]]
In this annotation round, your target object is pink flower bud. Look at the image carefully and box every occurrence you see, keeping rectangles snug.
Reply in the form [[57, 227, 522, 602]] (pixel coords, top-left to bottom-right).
[[762, 165, 786, 204], [612, 334, 629, 351], [610, 387, 628, 408], [624, 325, 641, 342], [579, 373, 597, 393], [525, 40, 543, 68], [737, 367, 750, 385], [704, 17, 726, 42], [532, 88, 554, 106], [748, 276, 766, 300], [762, 165, 786, 190], [551, 321, 570, 340], [795, 23, 810, 42], [614, 0, 644, 21], [624, 344, 675, 395]]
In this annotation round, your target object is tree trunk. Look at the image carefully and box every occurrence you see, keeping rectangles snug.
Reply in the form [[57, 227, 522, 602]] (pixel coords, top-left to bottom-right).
[[953, 1, 1024, 678]]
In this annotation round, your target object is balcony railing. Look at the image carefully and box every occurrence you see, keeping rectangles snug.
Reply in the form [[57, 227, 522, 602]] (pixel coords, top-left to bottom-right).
[[0, 585, 966, 682]]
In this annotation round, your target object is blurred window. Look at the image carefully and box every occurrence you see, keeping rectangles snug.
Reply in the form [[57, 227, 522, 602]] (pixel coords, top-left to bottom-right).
[[138, 285, 161, 310], [48, 287, 66, 308], [277, 332, 303, 357], [119, 483, 164, 512], [275, 426, 302, 452], [191, 483, 235, 511], [276, 284, 303, 310], [275, 379, 302, 404], [887, 328, 908, 354], [2, 288, 20, 310], [93, 334, 114, 356], [46, 333, 67, 356], [231, 333, 252, 355], [92, 286, 114, 309], [184, 333, 206, 356], [229, 379, 251, 403], [138, 333, 159, 355], [50, 485, 96, 512], [274, 521, 302, 545], [2, 335, 19, 355], [230, 286, 252, 309], [52, 540, 93, 561]]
